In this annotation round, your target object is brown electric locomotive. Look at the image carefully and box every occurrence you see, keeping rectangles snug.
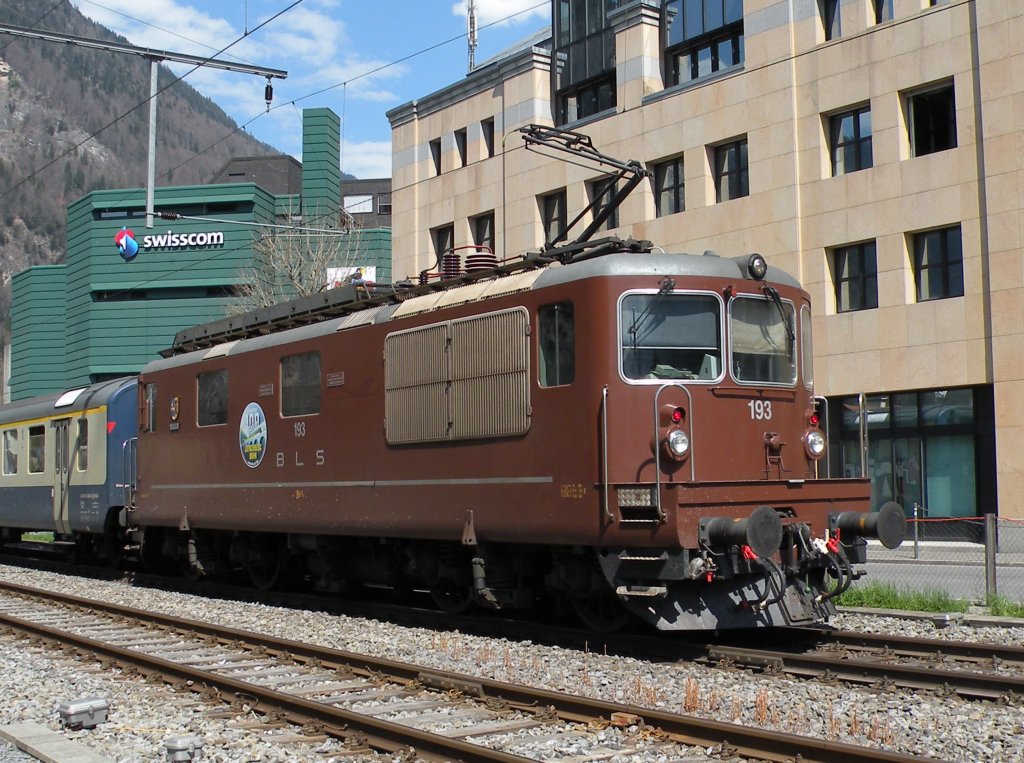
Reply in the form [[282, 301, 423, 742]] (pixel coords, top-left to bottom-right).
[[132, 237, 905, 631]]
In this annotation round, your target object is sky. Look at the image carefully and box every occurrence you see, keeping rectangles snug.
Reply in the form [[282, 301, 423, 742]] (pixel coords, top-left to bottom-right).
[[66, 0, 551, 179]]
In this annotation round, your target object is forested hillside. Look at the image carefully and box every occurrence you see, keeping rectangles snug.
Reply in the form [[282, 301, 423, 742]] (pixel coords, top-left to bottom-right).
[[0, 0, 280, 285]]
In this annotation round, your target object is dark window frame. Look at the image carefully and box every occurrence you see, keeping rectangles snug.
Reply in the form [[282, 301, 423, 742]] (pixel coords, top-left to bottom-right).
[[540, 189, 568, 246], [538, 302, 576, 387], [471, 211, 496, 254], [76, 418, 88, 472], [874, 0, 893, 23], [587, 176, 619, 231], [820, 0, 841, 40], [432, 223, 455, 261], [909, 82, 957, 157], [429, 138, 442, 175], [652, 155, 685, 217], [454, 128, 468, 167], [913, 225, 964, 302], [830, 104, 873, 175], [28, 425, 44, 474], [714, 137, 749, 202], [833, 241, 879, 313], [197, 369, 229, 427], [3, 429, 18, 475], [663, 0, 744, 87], [281, 351, 322, 417], [553, 0, 620, 125], [481, 118, 495, 158]]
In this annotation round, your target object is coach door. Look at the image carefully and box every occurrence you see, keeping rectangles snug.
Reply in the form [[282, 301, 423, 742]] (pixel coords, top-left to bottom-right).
[[53, 418, 72, 535]]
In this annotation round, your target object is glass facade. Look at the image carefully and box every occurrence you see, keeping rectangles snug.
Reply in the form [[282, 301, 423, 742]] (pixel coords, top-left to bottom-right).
[[830, 386, 996, 525]]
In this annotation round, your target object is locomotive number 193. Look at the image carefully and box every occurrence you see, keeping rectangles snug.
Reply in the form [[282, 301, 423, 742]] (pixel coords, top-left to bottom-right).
[[747, 400, 773, 420]]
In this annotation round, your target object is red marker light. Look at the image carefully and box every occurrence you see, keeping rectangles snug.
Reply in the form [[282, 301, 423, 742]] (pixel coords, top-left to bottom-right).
[[671, 408, 684, 423], [107, 422, 116, 434], [809, 413, 820, 427]]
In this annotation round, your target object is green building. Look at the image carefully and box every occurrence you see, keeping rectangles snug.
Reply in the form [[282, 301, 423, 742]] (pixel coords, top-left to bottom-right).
[[8, 108, 391, 400]]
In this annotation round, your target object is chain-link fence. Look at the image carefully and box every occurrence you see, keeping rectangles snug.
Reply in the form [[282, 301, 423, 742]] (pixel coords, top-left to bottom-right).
[[854, 512, 1024, 604]]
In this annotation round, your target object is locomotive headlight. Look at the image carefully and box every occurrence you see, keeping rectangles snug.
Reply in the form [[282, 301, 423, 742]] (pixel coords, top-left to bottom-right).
[[747, 253, 768, 280], [666, 428, 690, 460], [804, 429, 826, 460]]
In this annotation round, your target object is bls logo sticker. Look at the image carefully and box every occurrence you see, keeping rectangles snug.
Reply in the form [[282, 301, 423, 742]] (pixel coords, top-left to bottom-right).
[[114, 227, 139, 261], [239, 402, 268, 468]]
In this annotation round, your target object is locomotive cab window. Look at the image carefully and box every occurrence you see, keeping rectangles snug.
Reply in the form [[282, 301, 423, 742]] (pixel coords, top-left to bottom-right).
[[281, 351, 321, 416], [730, 295, 797, 385], [28, 425, 44, 473], [2, 430, 17, 475], [197, 369, 228, 426], [620, 292, 722, 381], [538, 302, 575, 387]]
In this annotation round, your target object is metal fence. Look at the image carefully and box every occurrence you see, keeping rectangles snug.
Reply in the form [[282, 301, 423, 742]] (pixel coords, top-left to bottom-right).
[[854, 512, 1024, 604]]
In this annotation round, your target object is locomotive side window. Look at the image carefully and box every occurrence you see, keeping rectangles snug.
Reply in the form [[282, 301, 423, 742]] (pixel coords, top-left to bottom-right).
[[2, 430, 17, 475], [801, 305, 814, 390], [281, 351, 321, 417], [538, 302, 575, 387], [620, 293, 722, 381], [730, 296, 797, 385], [145, 383, 157, 433], [77, 418, 88, 471], [28, 425, 44, 473], [197, 369, 229, 426]]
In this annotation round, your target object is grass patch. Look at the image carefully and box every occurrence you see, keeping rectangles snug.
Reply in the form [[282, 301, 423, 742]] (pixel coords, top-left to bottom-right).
[[836, 581, 970, 613], [20, 532, 53, 543], [986, 596, 1024, 619]]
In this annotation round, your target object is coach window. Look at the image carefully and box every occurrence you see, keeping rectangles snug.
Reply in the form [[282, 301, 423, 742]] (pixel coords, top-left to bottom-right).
[[3, 430, 17, 475], [197, 369, 229, 426], [281, 351, 321, 416], [28, 425, 44, 473], [77, 418, 88, 471], [539, 302, 575, 387]]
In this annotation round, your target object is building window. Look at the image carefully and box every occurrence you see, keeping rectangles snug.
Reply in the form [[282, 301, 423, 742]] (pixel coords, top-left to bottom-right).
[[77, 418, 88, 471], [830, 105, 873, 176], [874, 0, 893, 23], [588, 177, 619, 231], [282, 352, 321, 417], [909, 83, 956, 157], [343, 194, 373, 214], [540, 189, 568, 246], [481, 118, 495, 158], [539, 302, 576, 387], [455, 128, 468, 167], [833, 242, 878, 312], [652, 155, 685, 217], [432, 223, 455, 261], [3, 430, 17, 475], [553, 0, 620, 124], [663, 0, 744, 87], [429, 138, 442, 175], [28, 425, 44, 474], [714, 137, 748, 202], [471, 212, 495, 254], [913, 225, 963, 302], [197, 369, 228, 426], [833, 386, 991, 522], [820, 0, 840, 40], [376, 193, 392, 215]]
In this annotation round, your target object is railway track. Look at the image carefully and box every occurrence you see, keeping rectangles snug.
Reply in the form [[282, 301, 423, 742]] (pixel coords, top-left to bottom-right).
[[0, 579, 933, 763]]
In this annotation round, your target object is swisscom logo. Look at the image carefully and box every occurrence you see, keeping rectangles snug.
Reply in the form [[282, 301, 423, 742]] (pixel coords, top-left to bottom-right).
[[114, 226, 225, 260]]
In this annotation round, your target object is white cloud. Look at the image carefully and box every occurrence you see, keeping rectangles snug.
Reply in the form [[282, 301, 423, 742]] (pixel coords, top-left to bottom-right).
[[340, 139, 391, 179]]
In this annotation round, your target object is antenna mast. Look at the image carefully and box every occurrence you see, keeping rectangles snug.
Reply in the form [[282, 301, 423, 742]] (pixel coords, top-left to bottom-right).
[[467, 0, 478, 72]]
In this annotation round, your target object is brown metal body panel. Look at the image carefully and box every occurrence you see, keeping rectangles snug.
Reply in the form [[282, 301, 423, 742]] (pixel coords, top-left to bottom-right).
[[135, 266, 861, 552]]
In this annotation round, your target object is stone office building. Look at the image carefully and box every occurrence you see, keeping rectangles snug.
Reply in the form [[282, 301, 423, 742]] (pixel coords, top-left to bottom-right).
[[387, 0, 1021, 520]]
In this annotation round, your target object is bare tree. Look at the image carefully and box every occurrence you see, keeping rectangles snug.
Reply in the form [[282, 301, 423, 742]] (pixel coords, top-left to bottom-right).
[[231, 215, 366, 314]]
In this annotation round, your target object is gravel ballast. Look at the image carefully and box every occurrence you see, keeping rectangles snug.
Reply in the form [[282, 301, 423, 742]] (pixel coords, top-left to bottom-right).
[[0, 565, 1022, 762]]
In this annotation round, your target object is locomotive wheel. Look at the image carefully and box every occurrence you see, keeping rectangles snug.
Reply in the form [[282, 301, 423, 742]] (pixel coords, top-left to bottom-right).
[[247, 554, 285, 591], [430, 578, 472, 615], [571, 591, 630, 633]]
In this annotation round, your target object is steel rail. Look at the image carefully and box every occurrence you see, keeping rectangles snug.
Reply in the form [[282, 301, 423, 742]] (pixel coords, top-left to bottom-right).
[[0, 580, 934, 763]]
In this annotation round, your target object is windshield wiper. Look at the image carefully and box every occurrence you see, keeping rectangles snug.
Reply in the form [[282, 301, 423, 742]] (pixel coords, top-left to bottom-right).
[[627, 277, 675, 343], [762, 284, 795, 355]]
